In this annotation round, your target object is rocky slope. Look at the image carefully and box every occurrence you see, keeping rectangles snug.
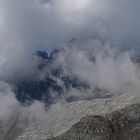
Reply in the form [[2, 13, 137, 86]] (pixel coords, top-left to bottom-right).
[[1, 50, 140, 140], [13, 93, 140, 140], [0, 90, 140, 140], [49, 103, 140, 140]]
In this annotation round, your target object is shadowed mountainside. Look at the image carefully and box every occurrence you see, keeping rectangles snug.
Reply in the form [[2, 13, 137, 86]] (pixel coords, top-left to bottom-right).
[[14, 50, 90, 105]]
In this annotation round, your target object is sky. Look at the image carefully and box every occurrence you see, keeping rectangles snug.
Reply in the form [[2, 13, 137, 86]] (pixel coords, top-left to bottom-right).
[[0, 0, 140, 78], [1, 0, 140, 133]]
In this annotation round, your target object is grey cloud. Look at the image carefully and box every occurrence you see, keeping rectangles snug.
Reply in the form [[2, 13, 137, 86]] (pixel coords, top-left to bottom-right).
[[0, 0, 140, 81], [0, 0, 140, 133]]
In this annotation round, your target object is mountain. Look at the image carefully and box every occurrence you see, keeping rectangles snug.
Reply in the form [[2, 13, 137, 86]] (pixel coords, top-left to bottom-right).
[[14, 49, 90, 105], [48, 103, 140, 140], [14, 50, 140, 105], [1, 50, 140, 140], [0, 92, 139, 140]]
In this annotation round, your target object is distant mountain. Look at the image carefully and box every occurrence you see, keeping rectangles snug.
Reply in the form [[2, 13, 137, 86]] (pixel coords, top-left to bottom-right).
[[14, 49, 90, 105], [14, 49, 140, 105]]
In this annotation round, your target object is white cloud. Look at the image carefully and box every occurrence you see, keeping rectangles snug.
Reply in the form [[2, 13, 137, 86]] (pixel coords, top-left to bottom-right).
[[0, 81, 19, 119], [0, 1, 140, 138], [0, 0, 140, 81]]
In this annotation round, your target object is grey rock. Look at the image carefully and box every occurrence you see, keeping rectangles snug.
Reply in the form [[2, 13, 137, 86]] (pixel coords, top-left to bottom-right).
[[48, 104, 140, 140]]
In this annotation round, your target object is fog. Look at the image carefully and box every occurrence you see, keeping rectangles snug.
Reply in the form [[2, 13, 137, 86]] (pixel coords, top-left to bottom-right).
[[0, 0, 140, 81], [0, 0, 140, 138]]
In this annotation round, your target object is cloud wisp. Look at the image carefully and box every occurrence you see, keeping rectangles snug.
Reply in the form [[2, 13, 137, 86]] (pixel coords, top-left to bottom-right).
[[0, 1, 140, 139]]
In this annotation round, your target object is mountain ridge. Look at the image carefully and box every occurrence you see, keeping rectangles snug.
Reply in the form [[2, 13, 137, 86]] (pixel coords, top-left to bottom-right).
[[48, 103, 140, 140]]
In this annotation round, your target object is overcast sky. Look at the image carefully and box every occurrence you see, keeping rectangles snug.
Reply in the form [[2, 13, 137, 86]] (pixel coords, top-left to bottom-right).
[[1, 0, 140, 128]]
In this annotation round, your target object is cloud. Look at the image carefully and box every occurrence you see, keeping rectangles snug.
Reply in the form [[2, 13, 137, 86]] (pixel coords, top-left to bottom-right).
[[52, 47, 140, 94], [1, 0, 140, 49], [37, 0, 140, 50], [0, 81, 19, 119], [0, 0, 140, 81], [0, 0, 140, 138]]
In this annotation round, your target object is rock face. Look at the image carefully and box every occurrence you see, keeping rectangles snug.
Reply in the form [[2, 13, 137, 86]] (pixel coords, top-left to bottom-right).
[[0, 93, 140, 140], [48, 104, 140, 140], [15, 50, 90, 104]]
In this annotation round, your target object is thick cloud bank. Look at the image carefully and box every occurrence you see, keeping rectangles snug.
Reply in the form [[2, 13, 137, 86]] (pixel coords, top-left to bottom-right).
[[0, 0, 140, 80], [0, 0, 140, 137]]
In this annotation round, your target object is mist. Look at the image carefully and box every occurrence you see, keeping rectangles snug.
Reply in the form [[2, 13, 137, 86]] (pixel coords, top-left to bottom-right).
[[0, 0, 140, 139], [0, 0, 140, 81]]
